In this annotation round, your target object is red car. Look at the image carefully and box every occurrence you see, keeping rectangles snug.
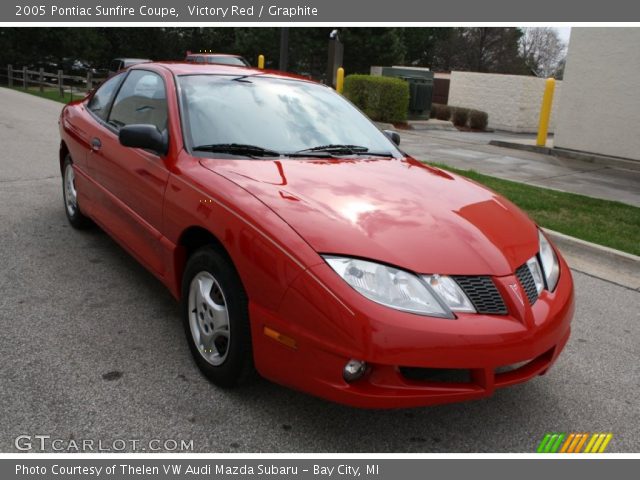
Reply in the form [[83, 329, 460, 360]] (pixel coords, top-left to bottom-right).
[[58, 63, 574, 409], [184, 52, 250, 67]]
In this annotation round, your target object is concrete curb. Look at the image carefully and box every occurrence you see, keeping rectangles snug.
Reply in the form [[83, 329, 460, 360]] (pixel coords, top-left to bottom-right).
[[544, 228, 640, 291], [489, 140, 640, 172], [374, 122, 395, 131], [375, 120, 457, 132], [408, 119, 457, 132]]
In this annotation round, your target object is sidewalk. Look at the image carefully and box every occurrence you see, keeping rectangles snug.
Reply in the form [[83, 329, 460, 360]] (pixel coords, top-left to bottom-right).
[[398, 128, 640, 208]]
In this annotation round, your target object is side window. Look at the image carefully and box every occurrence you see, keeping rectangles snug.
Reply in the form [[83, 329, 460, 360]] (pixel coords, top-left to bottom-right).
[[87, 74, 123, 120], [109, 60, 122, 72], [196, 56, 205, 64], [108, 70, 167, 132]]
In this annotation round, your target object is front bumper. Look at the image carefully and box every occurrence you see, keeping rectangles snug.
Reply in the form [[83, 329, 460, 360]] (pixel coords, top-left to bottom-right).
[[250, 254, 575, 409]]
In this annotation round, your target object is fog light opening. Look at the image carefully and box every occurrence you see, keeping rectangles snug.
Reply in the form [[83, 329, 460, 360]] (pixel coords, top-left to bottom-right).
[[343, 359, 367, 383]]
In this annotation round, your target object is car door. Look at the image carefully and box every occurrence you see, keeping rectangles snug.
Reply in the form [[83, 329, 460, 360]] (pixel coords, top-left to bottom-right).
[[87, 69, 170, 276], [63, 73, 124, 214]]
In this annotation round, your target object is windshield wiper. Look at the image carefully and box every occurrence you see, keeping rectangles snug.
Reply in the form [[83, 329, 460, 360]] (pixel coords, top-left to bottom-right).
[[294, 144, 394, 157], [193, 143, 281, 157], [231, 75, 252, 83], [296, 144, 368, 154], [192, 143, 394, 159]]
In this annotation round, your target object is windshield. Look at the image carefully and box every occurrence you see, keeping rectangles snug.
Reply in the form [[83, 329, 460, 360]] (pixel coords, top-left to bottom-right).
[[178, 74, 398, 156]]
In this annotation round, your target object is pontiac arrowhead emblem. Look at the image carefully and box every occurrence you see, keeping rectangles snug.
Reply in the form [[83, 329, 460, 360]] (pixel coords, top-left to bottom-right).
[[510, 283, 525, 306]]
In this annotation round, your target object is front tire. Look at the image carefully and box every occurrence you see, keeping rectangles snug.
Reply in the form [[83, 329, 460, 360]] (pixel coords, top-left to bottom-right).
[[62, 156, 91, 229], [181, 246, 254, 387]]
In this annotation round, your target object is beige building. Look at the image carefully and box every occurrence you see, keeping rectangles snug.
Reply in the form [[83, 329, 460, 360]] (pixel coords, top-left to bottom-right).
[[448, 71, 562, 133], [555, 28, 640, 162]]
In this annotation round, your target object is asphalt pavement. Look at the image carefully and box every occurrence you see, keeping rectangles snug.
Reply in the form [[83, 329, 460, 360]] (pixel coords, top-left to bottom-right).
[[0, 88, 638, 453]]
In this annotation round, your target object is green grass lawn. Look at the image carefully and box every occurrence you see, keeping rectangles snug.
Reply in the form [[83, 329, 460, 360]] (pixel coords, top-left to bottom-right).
[[427, 162, 640, 256], [3, 85, 82, 104]]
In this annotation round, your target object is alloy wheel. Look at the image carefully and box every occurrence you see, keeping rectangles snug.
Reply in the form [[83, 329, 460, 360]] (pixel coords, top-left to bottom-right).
[[187, 271, 231, 366]]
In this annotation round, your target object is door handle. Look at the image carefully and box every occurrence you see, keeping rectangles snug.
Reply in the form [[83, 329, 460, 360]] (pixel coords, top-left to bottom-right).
[[91, 137, 102, 151]]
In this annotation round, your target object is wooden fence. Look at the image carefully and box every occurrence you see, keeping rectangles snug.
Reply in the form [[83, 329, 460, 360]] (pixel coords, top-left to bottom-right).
[[6, 64, 107, 97]]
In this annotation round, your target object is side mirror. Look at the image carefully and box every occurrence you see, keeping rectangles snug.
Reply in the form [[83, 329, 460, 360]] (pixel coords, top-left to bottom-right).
[[383, 129, 400, 146], [119, 124, 168, 156]]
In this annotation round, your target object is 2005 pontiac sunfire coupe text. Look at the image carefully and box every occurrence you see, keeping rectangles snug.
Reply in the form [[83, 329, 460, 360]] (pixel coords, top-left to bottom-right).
[[58, 62, 574, 408]]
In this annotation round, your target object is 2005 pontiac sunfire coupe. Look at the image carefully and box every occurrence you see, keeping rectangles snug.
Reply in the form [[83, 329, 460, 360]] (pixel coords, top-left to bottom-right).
[[59, 63, 574, 408]]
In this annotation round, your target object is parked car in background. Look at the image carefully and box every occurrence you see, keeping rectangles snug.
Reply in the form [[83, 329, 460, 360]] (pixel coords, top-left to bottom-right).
[[26, 57, 97, 84], [108, 58, 152, 75], [185, 51, 250, 67], [26, 56, 65, 82], [64, 58, 97, 76], [58, 62, 574, 409]]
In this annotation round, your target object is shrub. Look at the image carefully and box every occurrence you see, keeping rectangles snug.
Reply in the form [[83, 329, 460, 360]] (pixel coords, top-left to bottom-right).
[[469, 109, 489, 130], [452, 107, 470, 127], [431, 103, 452, 121], [343, 74, 410, 124]]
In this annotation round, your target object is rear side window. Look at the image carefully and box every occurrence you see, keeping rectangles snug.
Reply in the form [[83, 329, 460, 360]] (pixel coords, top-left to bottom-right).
[[108, 70, 168, 132], [109, 60, 122, 72], [87, 74, 123, 120]]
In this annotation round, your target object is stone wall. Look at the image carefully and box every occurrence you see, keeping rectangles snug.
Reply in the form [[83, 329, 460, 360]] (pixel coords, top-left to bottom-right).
[[448, 71, 561, 133]]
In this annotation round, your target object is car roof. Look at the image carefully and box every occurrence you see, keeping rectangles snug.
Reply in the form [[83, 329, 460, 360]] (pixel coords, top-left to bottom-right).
[[116, 58, 152, 62], [135, 62, 316, 83], [187, 53, 243, 58]]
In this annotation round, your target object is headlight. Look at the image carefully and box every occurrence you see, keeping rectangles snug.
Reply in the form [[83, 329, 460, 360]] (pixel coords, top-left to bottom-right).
[[538, 230, 560, 291], [423, 274, 476, 313], [323, 256, 475, 318], [526, 256, 545, 295]]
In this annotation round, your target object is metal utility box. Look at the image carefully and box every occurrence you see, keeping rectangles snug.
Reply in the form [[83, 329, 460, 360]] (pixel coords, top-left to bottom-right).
[[379, 67, 434, 120]]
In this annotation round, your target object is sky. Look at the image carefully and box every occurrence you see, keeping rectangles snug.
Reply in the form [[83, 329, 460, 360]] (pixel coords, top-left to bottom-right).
[[555, 27, 572, 45]]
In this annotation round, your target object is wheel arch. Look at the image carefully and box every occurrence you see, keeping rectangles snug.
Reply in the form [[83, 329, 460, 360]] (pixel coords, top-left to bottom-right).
[[174, 225, 235, 299], [59, 140, 70, 174]]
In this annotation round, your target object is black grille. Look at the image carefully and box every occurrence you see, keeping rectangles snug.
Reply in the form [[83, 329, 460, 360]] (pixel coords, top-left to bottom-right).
[[453, 276, 508, 315], [400, 367, 471, 383], [516, 263, 539, 305]]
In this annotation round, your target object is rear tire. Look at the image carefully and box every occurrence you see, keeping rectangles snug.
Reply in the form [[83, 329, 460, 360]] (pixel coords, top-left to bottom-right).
[[62, 155, 91, 229], [181, 246, 254, 387]]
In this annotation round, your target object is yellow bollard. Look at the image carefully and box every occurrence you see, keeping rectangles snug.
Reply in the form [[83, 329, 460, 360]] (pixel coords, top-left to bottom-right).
[[336, 67, 345, 94], [536, 78, 556, 147], [258, 55, 265, 70]]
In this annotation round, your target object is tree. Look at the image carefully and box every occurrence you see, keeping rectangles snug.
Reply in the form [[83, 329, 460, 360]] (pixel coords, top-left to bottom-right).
[[234, 28, 280, 68], [400, 28, 529, 75], [288, 28, 331, 78], [554, 58, 566, 80], [454, 27, 527, 74], [520, 27, 566, 78], [0, 27, 552, 79], [402, 28, 453, 67], [340, 28, 406, 74], [234, 27, 330, 76]]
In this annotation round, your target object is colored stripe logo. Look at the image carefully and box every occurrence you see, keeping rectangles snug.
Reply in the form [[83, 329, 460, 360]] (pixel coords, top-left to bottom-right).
[[537, 433, 613, 453]]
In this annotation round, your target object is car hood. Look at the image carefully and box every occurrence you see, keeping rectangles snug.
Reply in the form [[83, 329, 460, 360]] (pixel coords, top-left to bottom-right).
[[200, 156, 538, 276]]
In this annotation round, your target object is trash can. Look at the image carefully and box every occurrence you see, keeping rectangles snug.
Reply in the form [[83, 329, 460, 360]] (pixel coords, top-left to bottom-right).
[[380, 67, 433, 120]]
